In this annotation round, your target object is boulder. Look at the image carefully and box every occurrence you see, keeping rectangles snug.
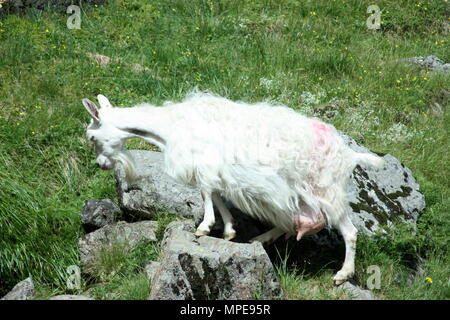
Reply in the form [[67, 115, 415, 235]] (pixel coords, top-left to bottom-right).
[[49, 295, 94, 300], [79, 221, 158, 273], [115, 151, 204, 223], [405, 56, 450, 73], [1, 277, 35, 300], [149, 221, 282, 300], [80, 199, 119, 233], [160, 220, 197, 248], [145, 261, 161, 283], [338, 280, 377, 300], [341, 134, 424, 235]]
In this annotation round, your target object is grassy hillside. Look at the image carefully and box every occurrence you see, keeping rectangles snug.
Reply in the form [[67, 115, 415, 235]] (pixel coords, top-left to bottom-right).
[[0, 0, 448, 299]]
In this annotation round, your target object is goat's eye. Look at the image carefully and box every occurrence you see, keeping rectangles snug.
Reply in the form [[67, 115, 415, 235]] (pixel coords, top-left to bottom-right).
[[89, 136, 95, 142]]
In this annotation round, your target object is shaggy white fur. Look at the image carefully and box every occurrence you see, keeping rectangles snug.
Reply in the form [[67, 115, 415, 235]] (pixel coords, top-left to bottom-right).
[[82, 91, 384, 284]]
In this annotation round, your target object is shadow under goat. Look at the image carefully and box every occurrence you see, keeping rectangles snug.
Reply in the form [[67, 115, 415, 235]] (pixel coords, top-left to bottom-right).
[[82, 91, 384, 285]]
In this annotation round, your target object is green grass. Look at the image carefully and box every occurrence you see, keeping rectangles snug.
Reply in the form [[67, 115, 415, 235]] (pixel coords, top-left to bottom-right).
[[82, 241, 158, 300], [274, 246, 352, 299], [0, 0, 449, 299]]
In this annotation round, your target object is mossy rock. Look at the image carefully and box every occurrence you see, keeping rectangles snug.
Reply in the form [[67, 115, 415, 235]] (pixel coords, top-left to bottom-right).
[[342, 133, 424, 236]]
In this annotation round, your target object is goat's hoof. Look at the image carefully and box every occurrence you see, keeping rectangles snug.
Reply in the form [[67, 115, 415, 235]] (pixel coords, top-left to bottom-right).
[[195, 229, 210, 237], [333, 279, 347, 286], [223, 232, 236, 241], [333, 270, 353, 286]]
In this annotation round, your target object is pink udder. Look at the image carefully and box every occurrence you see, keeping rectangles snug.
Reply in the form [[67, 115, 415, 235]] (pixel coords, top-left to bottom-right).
[[293, 213, 326, 241]]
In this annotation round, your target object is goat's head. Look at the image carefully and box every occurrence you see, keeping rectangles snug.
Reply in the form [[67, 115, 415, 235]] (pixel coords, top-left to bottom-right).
[[82, 95, 135, 181]]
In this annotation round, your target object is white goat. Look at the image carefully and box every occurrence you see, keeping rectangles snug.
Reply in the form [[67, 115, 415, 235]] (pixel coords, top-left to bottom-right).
[[82, 92, 384, 284]]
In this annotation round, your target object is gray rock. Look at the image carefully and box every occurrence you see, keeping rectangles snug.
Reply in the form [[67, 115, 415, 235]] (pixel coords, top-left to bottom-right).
[[79, 221, 158, 273], [81, 199, 119, 233], [149, 228, 283, 300], [341, 134, 424, 236], [86, 53, 112, 67], [405, 56, 450, 73], [145, 261, 161, 282], [160, 220, 196, 248], [116, 146, 424, 240], [49, 295, 94, 300], [338, 280, 377, 300], [115, 151, 204, 223], [1, 277, 35, 300]]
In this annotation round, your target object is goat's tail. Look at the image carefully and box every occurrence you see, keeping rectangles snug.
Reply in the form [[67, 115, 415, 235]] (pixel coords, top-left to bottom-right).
[[352, 151, 385, 168]]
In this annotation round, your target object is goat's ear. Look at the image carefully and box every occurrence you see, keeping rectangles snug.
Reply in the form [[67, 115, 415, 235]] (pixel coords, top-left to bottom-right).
[[97, 94, 113, 109], [82, 98, 100, 121]]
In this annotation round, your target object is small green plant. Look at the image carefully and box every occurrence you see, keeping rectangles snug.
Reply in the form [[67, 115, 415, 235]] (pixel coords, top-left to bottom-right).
[[274, 247, 351, 300], [91, 242, 130, 282], [82, 240, 159, 299]]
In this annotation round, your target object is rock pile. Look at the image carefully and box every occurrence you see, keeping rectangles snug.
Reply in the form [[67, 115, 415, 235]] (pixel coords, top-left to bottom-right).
[[149, 221, 283, 300]]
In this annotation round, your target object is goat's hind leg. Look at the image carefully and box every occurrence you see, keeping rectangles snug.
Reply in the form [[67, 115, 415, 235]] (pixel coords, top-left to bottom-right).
[[195, 190, 215, 237], [212, 193, 236, 241], [333, 215, 358, 285], [250, 227, 285, 244]]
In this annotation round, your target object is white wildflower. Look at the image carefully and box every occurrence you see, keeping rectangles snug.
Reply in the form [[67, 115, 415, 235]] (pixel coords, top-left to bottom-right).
[[379, 123, 418, 144], [236, 18, 250, 29], [259, 77, 274, 90], [299, 91, 325, 106]]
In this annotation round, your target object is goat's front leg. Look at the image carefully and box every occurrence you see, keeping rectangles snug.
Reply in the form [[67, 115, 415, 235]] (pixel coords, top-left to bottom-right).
[[333, 215, 358, 285], [211, 193, 236, 241], [195, 190, 215, 237]]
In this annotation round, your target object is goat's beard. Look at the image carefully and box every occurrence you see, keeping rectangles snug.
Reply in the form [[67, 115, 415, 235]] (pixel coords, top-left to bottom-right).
[[113, 150, 137, 185]]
